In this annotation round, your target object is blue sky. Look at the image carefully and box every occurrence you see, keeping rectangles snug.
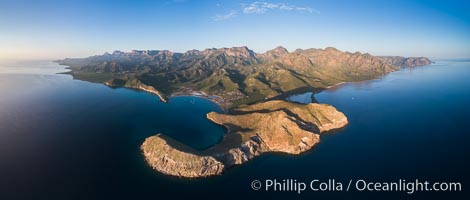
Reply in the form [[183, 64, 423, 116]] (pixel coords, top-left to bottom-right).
[[0, 0, 469, 60]]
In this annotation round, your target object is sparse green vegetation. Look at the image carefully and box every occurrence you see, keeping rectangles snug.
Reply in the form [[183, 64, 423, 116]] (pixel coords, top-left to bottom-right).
[[56, 46, 422, 108], [55, 46, 431, 178]]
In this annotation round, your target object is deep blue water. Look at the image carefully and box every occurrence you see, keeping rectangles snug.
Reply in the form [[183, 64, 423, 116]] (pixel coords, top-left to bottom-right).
[[0, 60, 469, 199]]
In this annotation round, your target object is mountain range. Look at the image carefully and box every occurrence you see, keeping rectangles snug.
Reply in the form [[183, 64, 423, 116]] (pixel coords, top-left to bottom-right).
[[57, 46, 431, 108]]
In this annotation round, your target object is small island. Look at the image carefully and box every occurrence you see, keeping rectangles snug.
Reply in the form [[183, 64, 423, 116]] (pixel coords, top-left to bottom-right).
[[141, 100, 348, 177], [57, 46, 431, 178]]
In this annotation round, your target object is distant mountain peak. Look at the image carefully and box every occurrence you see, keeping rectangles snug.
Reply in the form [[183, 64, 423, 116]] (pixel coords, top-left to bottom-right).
[[217, 46, 256, 58], [272, 46, 289, 53], [324, 47, 339, 52], [263, 46, 289, 59], [112, 50, 124, 55]]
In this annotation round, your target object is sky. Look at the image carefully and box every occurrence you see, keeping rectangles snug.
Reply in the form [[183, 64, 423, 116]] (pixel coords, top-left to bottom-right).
[[0, 0, 469, 60]]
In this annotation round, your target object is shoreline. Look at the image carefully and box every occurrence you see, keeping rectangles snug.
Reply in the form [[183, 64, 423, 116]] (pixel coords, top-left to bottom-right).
[[135, 85, 168, 103], [326, 81, 347, 89], [141, 100, 349, 178]]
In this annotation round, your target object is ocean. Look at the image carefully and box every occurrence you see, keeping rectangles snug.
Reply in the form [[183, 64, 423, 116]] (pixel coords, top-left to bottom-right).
[[0, 60, 468, 199]]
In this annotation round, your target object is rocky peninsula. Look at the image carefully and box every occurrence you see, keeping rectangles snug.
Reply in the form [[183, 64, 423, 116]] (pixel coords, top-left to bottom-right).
[[141, 100, 348, 178]]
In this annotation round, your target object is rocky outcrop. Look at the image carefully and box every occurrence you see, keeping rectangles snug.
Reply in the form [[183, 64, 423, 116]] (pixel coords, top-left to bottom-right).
[[378, 56, 432, 67], [206, 110, 321, 166], [140, 100, 348, 178], [105, 78, 168, 102], [141, 134, 224, 178]]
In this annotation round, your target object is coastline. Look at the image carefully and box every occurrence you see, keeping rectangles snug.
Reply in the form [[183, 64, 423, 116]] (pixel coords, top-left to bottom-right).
[[141, 100, 349, 178], [53, 58, 433, 179], [326, 81, 347, 89], [136, 85, 168, 103]]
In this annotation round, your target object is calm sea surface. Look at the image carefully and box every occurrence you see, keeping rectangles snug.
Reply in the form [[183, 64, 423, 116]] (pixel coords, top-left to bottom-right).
[[0, 60, 468, 199]]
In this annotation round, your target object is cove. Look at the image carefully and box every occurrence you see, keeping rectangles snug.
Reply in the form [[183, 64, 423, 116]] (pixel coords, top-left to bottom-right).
[[118, 93, 227, 150]]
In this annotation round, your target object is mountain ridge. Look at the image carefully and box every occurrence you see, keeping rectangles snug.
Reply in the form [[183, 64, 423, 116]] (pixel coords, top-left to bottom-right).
[[57, 46, 431, 108]]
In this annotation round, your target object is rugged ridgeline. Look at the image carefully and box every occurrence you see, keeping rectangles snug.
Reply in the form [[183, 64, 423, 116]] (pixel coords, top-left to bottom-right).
[[377, 56, 432, 67], [57, 46, 430, 178], [57, 46, 430, 108], [141, 100, 348, 178]]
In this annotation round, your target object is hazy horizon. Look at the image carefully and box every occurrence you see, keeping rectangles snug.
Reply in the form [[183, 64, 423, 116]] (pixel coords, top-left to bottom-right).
[[1, 46, 469, 62], [1, 0, 469, 60]]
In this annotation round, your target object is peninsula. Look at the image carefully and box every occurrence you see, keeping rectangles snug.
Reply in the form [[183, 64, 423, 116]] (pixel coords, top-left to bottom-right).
[[57, 46, 431, 178]]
